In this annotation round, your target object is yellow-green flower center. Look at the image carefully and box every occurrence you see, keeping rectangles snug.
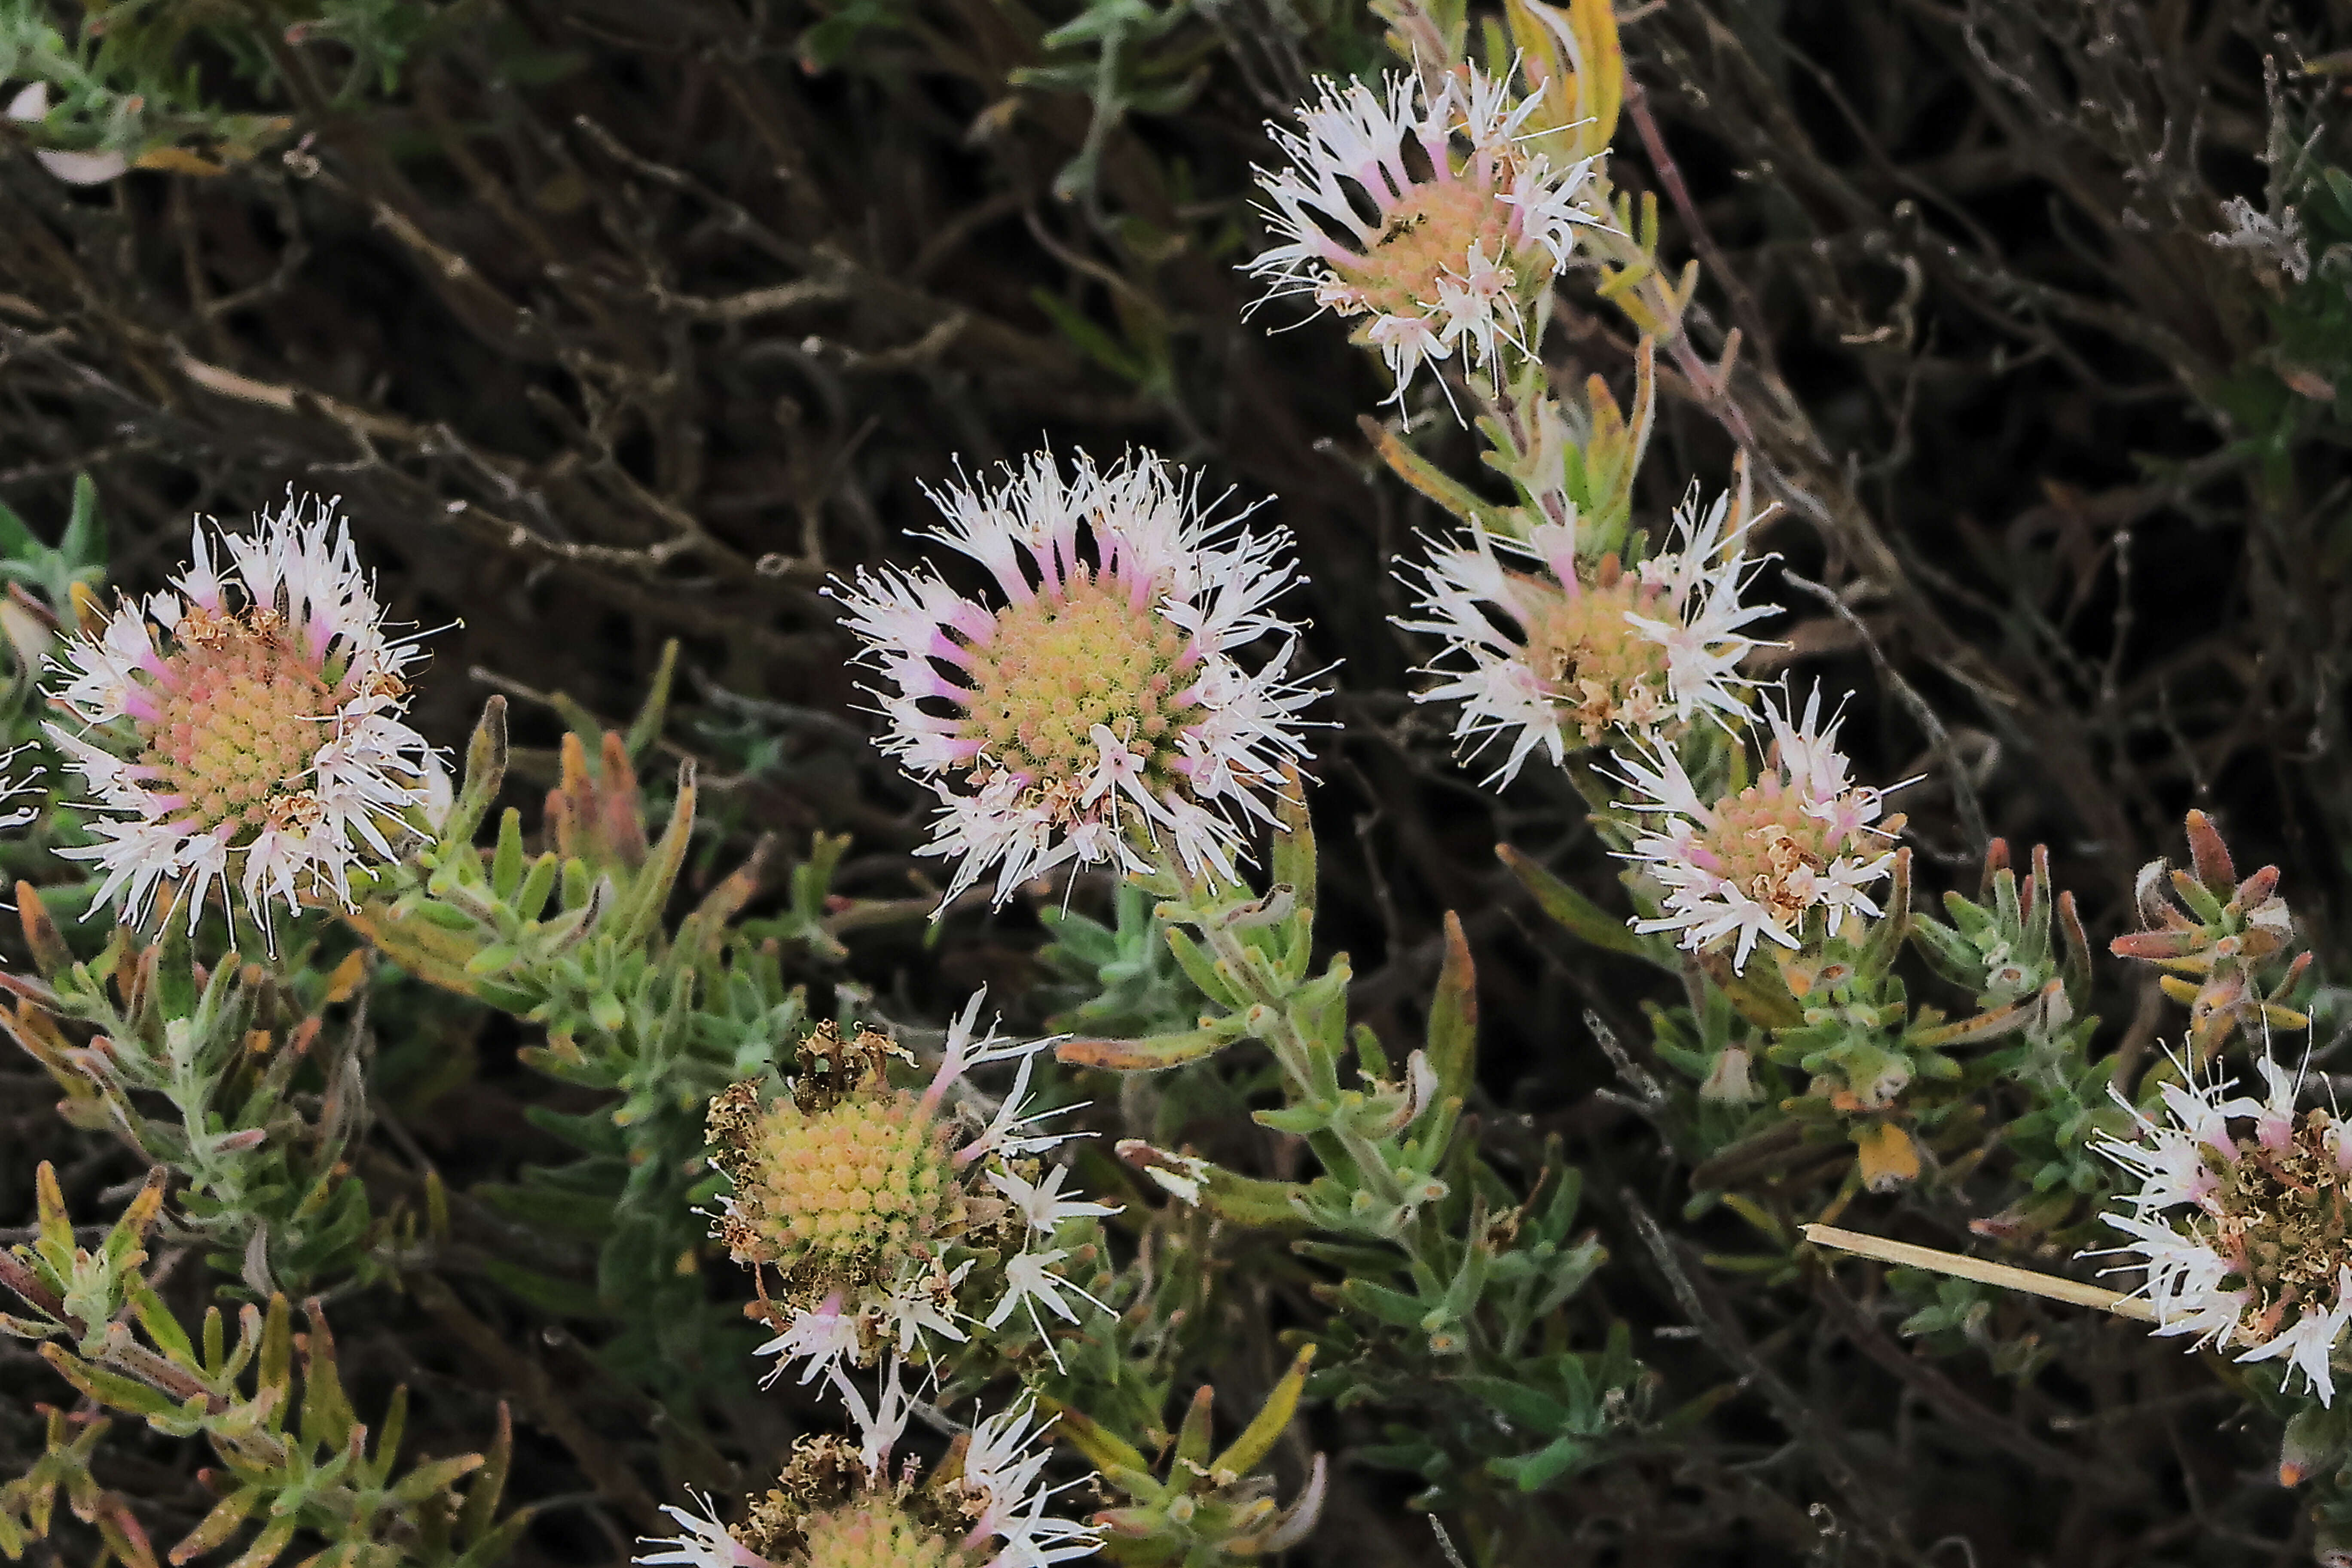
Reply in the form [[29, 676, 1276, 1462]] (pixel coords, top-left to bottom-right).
[[790, 1497, 974, 1568], [140, 612, 335, 836], [1334, 179, 1517, 322], [961, 577, 1201, 787], [1520, 567, 1671, 742], [1697, 780, 1841, 931], [733, 1089, 962, 1272]]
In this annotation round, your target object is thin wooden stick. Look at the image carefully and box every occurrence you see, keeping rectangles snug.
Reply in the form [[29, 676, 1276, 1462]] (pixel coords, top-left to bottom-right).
[[1802, 1223, 2162, 1325]]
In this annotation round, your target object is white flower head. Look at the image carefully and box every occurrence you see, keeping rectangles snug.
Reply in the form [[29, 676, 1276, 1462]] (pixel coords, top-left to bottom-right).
[[710, 996, 1113, 1390], [1615, 685, 1898, 971], [640, 1370, 1100, 1568], [1249, 64, 1599, 409], [1398, 481, 1776, 782], [2094, 1054, 2352, 1405], [45, 493, 434, 946], [829, 450, 1319, 909]]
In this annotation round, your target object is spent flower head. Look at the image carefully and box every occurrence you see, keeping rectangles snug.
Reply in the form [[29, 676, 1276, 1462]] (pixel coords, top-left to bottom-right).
[[2111, 809, 2309, 1060], [44, 494, 433, 943], [1249, 64, 1598, 408], [1399, 481, 1775, 781], [636, 1364, 1097, 1568], [830, 450, 1317, 908], [1616, 687, 1900, 971], [2096, 1055, 2352, 1405], [704, 994, 1115, 1385]]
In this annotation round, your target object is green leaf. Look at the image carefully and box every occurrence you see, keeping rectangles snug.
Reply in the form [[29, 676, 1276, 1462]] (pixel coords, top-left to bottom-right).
[[171, 1486, 263, 1564], [1497, 845, 1653, 959], [61, 473, 102, 563], [624, 640, 680, 760], [1057, 1025, 1236, 1071], [1253, 1104, 1333, 1136], [1213, 1345, 1317, 1475], [1271, 777, 1317, 908], [455, 1403, 516, 1546], [480, 1257, 615, 1321], [1161, 926, 1238, 1008], [614, 762, 696, 948], [444, 698, 510, 848], [223, 1514, 296, 1568], [1487, 1433, 1588, 1491], [1029, 288, 1150, 383], [39, 1345, 177, 1418], [1192, 1166, 1312, 1229], [1338, 1278, 1430, 1331], [0, 499, 37, 559], [1427, 910, 1477, 1103], [491, 809, 527, 900], [128, 1282, 194, 1366], [392, 1452, 487, 1504], [1457, 1375, 1570, 1433]]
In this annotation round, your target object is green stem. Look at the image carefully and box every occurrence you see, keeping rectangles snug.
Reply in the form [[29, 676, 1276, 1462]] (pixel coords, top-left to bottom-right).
[[1161, 859, 1448, 1270]]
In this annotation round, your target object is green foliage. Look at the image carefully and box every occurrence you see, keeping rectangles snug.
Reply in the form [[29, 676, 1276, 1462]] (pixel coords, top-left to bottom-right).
[[1544, 825, 2151, 1253], [0, 473, 108, 889], [1054, 1345, 1325, 1565], [2, 894, 388, 1296], [1013, 0, 1216, 204], [1056, 788, 1642, 1525], [0, 472, 104, 610], [1038, 881, 1209, 1037], [0, 0, 472, 173], [0, 1163, 522, 1568], [2, 0, 2349, 1562], [351, 691, 815, 1391]]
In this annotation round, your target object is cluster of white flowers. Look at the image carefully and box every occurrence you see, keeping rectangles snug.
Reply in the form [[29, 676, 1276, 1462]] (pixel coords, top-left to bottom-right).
[[2097, 1054, 2352, 1405], [1397, 485, 1776, 782], [703, 993, 1118, 1391], [43, 494, 435, 944], [638, 1359, 1098, 1568], [830, 451, 1317, 909], [1249, 64, 1598, 405], [1615, 689, 1899, 971]]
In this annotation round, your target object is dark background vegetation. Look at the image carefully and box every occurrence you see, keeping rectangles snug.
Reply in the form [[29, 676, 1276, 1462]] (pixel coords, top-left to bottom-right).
[[3, 0, 2350, 1563]]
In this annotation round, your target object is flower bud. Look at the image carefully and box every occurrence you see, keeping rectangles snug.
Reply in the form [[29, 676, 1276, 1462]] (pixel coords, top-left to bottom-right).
[[1699, 1045, 1760, 1104], [2282, 1406, 2352, 1488]]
